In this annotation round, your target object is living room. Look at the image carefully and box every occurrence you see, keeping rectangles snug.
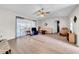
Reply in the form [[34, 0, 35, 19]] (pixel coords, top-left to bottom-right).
[[0, 4, 79, 54]]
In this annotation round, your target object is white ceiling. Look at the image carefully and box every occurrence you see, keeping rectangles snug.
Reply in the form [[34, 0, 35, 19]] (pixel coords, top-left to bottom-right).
[[0, 4, 77, 20]]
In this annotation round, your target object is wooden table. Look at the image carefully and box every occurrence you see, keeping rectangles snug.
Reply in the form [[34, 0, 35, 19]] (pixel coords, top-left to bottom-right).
[[40, 30, 47, 34]]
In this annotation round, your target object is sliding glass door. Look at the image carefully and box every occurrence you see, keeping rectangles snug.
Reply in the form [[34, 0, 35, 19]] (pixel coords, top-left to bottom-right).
[[16, 16, 36, 37]]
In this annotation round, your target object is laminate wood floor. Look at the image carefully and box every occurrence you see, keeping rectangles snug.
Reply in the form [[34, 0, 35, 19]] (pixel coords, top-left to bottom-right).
[[8, 35, 79, 54]]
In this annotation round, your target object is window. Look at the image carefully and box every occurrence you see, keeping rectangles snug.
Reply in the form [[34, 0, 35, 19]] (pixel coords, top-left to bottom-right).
[[16, 17, 36, 37]]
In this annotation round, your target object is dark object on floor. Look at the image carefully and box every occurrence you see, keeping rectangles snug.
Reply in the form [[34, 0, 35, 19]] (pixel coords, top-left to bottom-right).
[[5, 49, 11, 54], [0, 40, 3, 42], [32, 27, 38, 35]]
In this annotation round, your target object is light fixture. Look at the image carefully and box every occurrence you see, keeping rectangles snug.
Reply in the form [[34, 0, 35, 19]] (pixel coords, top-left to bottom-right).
[[40, 14, 44, 17], [34, 8, 50, 17]]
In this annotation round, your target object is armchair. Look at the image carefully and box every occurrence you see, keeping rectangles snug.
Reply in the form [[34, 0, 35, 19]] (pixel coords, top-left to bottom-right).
[[31, 27, 38, 35]]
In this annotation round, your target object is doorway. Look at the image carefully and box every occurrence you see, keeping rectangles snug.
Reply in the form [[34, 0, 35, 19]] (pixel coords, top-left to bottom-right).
[[57, 21, 60, 33]]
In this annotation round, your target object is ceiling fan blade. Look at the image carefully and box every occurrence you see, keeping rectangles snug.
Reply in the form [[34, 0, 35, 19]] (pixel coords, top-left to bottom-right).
[[33, 9, 42, 14], [38, 10, 42, 12], [37, 13, 41, 16], [33, 11, 39, 15], [46, 12, 50, 14]]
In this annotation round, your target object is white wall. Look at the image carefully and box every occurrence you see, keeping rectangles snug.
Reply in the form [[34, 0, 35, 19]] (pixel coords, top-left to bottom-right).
[[59, 17, 70, 30], [0, 9, 16, 40], [0, 8, 37, 40], [69, 6, 79, 46], [38, 16, 70, 33], [41, 18, 57, 33]]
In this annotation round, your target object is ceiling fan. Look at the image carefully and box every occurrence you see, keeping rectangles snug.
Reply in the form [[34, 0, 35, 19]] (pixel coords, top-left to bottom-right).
[[34, 8, 50, 17]]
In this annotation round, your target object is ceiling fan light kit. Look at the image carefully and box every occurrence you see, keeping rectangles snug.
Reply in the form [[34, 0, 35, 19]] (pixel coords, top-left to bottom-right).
[[40, 14, 45, 17], [35, 8, 50, 17]]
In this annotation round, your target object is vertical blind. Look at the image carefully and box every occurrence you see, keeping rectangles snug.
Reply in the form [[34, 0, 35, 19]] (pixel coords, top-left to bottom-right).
[[16, 17, 36, 37]]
